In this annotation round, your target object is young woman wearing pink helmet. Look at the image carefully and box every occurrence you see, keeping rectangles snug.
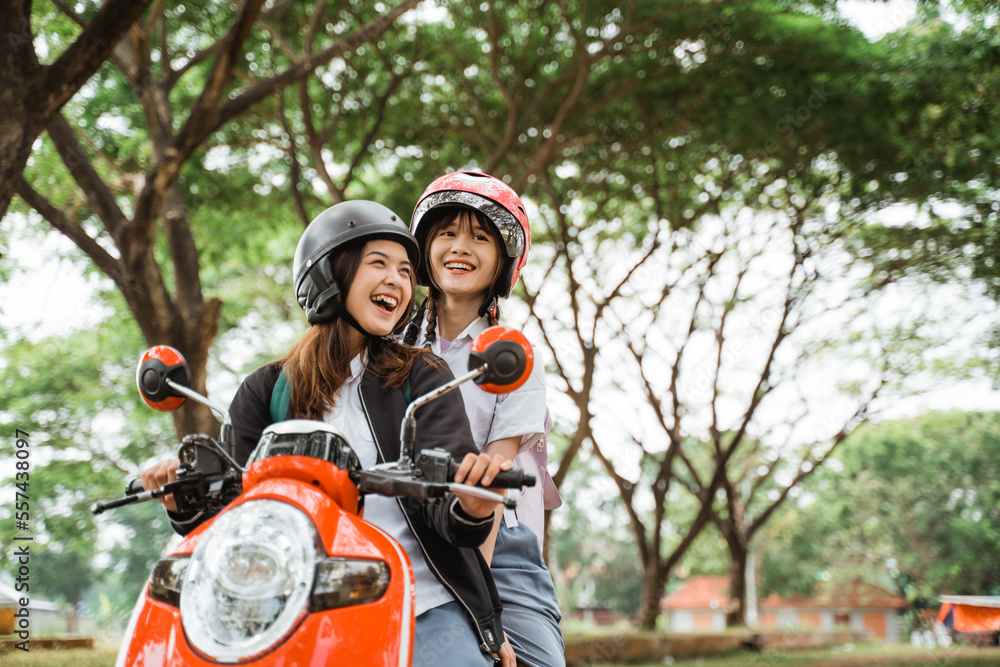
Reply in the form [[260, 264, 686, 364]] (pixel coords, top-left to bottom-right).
[[406, 172, 564, 667]]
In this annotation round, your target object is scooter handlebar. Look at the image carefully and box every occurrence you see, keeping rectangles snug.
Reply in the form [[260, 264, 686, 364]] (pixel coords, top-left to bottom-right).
[[485, 467, 536, 489], [91, 481, 166, 515], [445, 459, 535, 489]]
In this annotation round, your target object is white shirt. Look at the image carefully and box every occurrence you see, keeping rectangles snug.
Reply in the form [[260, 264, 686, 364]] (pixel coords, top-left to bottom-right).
[[418, 315, 558, 541], [323, 354, 453, 615]]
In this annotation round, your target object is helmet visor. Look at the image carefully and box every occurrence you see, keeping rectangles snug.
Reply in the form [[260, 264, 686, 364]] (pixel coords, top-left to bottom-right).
[[413, 191, 525, 260]]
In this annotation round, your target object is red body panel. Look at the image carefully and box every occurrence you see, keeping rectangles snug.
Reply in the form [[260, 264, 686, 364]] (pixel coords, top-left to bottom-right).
[[118, 458, 415, 666]]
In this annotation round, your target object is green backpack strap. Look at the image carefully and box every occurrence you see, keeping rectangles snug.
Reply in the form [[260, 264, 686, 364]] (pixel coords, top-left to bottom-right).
[[270, 367, 291, 423]]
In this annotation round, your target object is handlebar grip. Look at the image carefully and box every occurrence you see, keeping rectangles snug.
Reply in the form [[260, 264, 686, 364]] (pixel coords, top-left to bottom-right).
[[444, 460, 536, 488], [489, 468, 536, 489], [126, 478, 145, 495]]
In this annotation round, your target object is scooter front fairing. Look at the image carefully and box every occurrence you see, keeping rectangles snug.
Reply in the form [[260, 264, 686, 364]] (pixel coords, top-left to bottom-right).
[[117, 457, 415, 667]]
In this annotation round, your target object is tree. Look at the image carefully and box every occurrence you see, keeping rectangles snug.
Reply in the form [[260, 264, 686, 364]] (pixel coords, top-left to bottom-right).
[[760, 411, 1000, 606], [836, 17, 1000, 354], [11, 0, 420, 440], [0, 311, 176, 628], [515, 3, 1000, 628], [5, 0, 1000, 634]]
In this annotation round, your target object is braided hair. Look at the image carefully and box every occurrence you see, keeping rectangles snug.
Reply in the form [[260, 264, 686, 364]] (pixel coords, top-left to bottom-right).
[[404, 289, 500, 348], [403, 289, 437, 347]]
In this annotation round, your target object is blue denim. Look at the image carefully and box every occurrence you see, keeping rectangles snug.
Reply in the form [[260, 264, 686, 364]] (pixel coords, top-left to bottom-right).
[[413, 600, 494, 667], [491, 520, 565, 667]]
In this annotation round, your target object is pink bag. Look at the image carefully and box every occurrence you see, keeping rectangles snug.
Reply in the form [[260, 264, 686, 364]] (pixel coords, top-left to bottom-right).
[[512, 411, 562, 548]]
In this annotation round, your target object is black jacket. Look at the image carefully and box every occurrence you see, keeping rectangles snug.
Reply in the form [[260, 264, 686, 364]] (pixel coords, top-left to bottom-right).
[[175, 351, 506, 658]]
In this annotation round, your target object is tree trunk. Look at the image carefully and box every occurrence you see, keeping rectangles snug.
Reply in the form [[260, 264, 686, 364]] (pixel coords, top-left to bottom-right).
[[726, 536, 749, 627], [167, 338, 222, 440], [66, 589, 80, 635], [635, 558, 667, 630], [0, 0, 153, 218], [0, 5, 45, 218]]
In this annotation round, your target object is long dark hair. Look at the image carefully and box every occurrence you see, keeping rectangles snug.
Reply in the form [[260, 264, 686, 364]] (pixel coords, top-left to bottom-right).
[[404, 207, 504, 347], [282, 240, 427, 419]]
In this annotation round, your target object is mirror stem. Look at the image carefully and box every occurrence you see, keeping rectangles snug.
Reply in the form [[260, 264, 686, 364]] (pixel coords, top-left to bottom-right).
[[398, 364, 487, 464], [165, 378, 236, 455]]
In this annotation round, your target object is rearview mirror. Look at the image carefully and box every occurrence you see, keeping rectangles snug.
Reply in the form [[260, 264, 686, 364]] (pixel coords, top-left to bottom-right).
[[468, 326, 534, 394], [136, 346, 191, 412]]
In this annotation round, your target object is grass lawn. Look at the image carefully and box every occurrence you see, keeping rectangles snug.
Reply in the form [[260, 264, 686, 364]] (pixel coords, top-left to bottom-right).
[[0, 639, 119, 667], [3, 638, 1000, 666], [588, 642, 1000, 667]]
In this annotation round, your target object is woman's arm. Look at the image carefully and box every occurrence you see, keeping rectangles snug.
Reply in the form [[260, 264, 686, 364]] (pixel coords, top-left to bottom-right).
[[478, 436, 520, 564], [409, 356, 506, 547]]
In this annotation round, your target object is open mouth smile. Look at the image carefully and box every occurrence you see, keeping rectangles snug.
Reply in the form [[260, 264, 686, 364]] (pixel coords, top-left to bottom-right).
[[371, 294, 398, 313], [444, 262, 475, 272]]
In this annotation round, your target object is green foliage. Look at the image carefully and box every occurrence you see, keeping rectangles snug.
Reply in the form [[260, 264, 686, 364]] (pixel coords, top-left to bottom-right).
[[0, 308, 176, 616], [6, 0, 1000, 631], [839, 19, 1000, 306], [674, 525, 730, 581], [758, 494, 845, 599], [759, 411, 1000, 605], [550, 451, 643, 614]]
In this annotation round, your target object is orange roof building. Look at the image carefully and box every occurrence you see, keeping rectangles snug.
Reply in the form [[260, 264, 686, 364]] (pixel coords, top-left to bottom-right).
[[662, 576, 909, 641]]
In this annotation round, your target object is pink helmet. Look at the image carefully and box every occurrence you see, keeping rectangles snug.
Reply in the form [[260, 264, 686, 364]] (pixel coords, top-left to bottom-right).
[[410, 171, 530, 299]]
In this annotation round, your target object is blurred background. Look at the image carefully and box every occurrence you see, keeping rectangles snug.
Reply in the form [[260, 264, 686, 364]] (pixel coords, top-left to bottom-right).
[[1, 0, 998, 640]]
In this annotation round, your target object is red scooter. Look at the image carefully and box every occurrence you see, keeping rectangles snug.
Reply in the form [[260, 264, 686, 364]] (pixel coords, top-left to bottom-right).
[[92, 326, 536, 666]]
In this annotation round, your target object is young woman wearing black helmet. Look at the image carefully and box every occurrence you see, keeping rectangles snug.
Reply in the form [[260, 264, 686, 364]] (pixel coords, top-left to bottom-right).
[[142, 200, 514, 666], [406, 173, 565, 667]]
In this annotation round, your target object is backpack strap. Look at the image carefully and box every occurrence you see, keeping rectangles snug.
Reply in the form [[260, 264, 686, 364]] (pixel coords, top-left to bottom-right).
[[270, 367, 291, 423], [270, 366, 408, 422]]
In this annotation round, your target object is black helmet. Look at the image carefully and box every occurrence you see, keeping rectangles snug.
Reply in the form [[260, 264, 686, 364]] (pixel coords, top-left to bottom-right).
[[293, 200, 419, 324]]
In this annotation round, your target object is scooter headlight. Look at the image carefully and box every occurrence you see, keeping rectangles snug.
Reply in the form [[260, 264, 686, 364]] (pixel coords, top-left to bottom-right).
[[180, 499, 317, 663]]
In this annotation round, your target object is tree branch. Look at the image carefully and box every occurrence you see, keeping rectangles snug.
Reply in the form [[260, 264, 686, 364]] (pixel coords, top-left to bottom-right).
[[212, 0, 420, 132], [590, 436, 650, 569], [278, 93, 312, 226], [42, 0, 155, 118], [15, 178, 124, 291], [45, 113, 128, 241]]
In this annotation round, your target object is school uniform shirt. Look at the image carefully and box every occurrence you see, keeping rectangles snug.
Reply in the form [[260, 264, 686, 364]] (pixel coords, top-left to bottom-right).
[[417, 315, 562, 544], [324, 354, 453, 615]]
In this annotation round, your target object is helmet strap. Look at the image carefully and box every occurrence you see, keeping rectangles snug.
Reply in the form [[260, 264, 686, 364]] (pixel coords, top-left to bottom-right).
[[308, 278, 380, 338], [334, 297, 408, 346], [479, 294, 500, 320], [332, 300, 379, 339]]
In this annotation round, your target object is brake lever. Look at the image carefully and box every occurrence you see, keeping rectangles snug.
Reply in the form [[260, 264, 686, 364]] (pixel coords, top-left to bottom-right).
[[446, 483, 516, 509], [91, 478, 187, 515], [358, 468, 448, 501], [358, 466, 516, 508]]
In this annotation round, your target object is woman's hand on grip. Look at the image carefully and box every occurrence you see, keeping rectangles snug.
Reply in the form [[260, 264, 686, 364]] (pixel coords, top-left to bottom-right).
[[140, 458, 180, 513], [452, 452, 511, 519]]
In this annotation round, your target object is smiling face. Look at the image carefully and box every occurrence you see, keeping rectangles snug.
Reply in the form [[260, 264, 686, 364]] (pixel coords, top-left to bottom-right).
[[343, 239, 414, 336], [427, 209, 502, 302]]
